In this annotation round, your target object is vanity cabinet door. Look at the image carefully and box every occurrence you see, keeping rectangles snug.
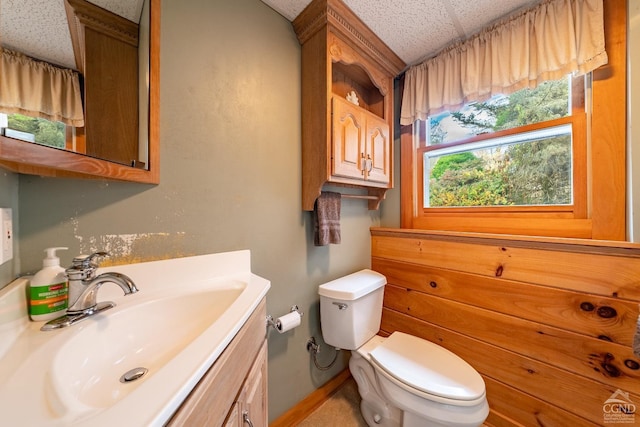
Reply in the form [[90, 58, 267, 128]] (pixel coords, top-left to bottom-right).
[[224, 402, 242, 427], [239, 342, 268, 427]]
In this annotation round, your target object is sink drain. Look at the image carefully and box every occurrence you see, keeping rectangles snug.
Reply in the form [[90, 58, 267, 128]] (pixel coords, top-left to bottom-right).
[[120, 367, 148, 383]]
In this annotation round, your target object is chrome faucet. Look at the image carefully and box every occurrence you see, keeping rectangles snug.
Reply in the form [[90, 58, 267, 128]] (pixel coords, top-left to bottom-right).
[[66, 252, 138, 313], [41, 251, 139, 331]]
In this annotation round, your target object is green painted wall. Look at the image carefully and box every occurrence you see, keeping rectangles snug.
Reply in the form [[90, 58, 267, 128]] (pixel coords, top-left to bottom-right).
[[5, 0, 400, 421]]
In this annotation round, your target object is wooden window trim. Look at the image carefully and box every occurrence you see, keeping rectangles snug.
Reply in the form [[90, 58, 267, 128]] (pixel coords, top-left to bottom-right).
[[400, 0, 627, 240]]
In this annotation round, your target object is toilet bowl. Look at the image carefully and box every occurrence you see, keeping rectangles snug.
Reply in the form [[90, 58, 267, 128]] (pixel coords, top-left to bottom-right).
[[319, 270, 489, 427], [367, 332, 489, 427]]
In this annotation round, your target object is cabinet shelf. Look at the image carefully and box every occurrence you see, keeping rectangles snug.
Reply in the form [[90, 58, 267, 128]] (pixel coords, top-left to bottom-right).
[[332, 61, 384, 119]]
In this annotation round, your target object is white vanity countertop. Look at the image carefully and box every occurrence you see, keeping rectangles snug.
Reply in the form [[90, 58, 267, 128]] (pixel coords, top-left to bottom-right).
[[0, 250, 270, 426]]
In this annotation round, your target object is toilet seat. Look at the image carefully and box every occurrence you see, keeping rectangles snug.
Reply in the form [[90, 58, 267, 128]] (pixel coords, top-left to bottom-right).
[[369, 332, 486, 407]]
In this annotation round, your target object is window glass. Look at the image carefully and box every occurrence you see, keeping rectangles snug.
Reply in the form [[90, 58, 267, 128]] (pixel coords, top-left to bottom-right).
[[423, 76, 575, 208], [425, 125, 572, 207], [428, 77, 571, 146], [0, 112, 66, 148]]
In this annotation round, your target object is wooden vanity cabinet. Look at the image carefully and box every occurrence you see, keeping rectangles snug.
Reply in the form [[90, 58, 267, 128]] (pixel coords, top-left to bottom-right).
[[293, 0, 405, 210], [167, 299, 267, 427], [225, 343, 267, 427]]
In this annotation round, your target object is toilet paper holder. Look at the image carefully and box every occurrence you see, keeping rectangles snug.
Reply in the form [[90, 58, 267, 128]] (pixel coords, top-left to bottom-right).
[[266, 305, 303, 331]]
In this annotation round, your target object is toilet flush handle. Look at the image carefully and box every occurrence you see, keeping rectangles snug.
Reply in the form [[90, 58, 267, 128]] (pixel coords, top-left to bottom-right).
[[332, 302, 348, 310]]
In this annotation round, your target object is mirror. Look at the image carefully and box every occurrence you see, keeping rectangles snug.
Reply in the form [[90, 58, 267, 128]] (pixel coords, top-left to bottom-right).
[[0, 0, 159, 184]]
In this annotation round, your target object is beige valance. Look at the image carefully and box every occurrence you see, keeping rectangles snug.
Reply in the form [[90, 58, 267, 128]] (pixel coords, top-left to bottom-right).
[[0, 48, 84, 127], [400, 0, 608, 126]]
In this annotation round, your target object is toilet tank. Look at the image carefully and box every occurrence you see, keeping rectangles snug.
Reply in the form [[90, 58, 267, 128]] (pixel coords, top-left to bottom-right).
[[318, 269, 386, 350]]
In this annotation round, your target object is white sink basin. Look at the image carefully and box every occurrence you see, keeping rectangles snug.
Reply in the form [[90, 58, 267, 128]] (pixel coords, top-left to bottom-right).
[[0, 250, 270, 426], [52, 285, 244, 410]]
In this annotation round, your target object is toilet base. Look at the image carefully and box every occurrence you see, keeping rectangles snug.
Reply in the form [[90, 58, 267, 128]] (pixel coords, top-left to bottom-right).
[[403, 411, 450, 427], [375, 364, 489, 427], [350, 351, 401, 427], [349, 337, 488, 427], [360, 399, 401, 427]]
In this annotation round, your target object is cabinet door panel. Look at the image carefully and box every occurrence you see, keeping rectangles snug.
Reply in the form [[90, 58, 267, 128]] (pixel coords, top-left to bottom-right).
[[242, 343, 268, 427], [224, 402, 242, 427], [332, 97, 364, 179], [365, 114, 390, 184]]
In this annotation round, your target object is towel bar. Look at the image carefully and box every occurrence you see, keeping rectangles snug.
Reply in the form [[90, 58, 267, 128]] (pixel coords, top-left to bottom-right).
[[341, 194, 379, 200]]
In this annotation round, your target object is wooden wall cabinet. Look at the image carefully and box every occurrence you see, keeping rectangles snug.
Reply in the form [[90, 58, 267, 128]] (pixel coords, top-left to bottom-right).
[[168, 299, 267, 426], [0, 0, 159, 184], [293, 0, 405, 210]]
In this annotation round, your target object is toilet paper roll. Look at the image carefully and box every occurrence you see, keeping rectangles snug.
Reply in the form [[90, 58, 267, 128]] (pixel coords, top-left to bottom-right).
[[276, 311, 301, 333]]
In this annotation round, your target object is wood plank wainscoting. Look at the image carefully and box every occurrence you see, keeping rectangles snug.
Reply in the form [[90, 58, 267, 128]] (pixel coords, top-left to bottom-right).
[[371, 228, 640, 427]]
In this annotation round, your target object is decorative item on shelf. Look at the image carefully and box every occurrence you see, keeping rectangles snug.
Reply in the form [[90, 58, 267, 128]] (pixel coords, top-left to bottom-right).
[[346, 90, 359, 106]]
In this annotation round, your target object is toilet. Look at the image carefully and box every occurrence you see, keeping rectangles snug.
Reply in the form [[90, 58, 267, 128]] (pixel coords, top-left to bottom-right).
[[318, 269, 489, 427]]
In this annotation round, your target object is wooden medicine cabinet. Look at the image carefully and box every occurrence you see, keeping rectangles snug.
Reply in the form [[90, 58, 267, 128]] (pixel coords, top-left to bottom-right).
[[0, 0, 159, 184], [293, 0, 405, 210]]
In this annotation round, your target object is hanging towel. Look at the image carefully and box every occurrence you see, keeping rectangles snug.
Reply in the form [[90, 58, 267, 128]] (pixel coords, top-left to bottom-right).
[[314, 191, 341, 246]]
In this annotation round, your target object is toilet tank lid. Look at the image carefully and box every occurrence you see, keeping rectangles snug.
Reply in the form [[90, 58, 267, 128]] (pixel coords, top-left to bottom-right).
[[318, 269, 386, 300]]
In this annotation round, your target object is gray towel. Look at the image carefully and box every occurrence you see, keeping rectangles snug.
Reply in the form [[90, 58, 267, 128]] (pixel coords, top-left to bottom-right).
[[314, 192, 341, 246]]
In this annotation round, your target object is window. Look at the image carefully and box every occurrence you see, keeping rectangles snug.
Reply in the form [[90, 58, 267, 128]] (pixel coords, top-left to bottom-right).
[[400, 1, 625, 240], [422, 76, 579, 209], [0, 112, 79, 152], [405, 73, 594, 238]]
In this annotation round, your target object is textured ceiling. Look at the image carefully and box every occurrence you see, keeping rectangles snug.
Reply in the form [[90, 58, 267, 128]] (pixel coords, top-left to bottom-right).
[[1, 0, 540, 71], [0, 0, 145, 69], [260, 0, 540, 66]]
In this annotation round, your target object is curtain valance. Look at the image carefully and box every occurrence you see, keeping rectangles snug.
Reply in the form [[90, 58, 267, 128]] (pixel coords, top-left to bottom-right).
[[400, 0, 607, 126], [0, 48, 84, 127]]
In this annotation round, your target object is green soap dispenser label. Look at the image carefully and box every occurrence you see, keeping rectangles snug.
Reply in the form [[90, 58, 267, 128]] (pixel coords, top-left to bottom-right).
[[29, 282, 68, 315]]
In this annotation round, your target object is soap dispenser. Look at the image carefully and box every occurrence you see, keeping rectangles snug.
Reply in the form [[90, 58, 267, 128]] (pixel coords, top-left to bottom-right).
[[29, 247, 69, 321]]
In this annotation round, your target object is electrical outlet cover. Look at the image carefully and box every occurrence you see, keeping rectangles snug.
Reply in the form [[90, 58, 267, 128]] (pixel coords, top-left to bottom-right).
[[0, 208, 13, 265]]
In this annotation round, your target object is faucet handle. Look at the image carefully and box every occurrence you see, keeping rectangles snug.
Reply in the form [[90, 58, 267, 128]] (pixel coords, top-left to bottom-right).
[[72, 251, 109, 268], [67, 251, 109, 280]]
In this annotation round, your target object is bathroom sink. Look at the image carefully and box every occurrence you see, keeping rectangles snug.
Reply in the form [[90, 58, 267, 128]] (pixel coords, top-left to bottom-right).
[[0, 250, 270, 427], [50, 285, 244, 411]]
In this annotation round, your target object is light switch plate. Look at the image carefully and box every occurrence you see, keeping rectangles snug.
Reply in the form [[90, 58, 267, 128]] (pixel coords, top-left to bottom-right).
[[0, 208, 13, 265]]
